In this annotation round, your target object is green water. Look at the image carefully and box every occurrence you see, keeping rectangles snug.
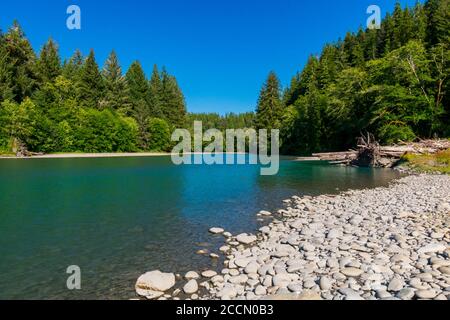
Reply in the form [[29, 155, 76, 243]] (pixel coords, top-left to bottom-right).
[[0, 157, 401, 299]]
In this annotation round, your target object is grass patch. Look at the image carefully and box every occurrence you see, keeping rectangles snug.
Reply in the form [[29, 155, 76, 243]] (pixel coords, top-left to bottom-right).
[[401, 149, 450, 174]]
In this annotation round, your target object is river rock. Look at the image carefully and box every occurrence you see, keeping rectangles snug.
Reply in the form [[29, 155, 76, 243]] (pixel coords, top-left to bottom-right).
[[396, 288, 415, 300], [388, 278, 405, 292], [415, 290, 437, 299], [135, 288, 164, 300], [185, 271, 200, 280], [209, 227, 225, 234], [183, 280, 198, 294], [201, 270, 217, 278], [438, 266, 450, 275], [341, 267, 364, 277], [418, 243, 447, 254], [272, 274, 292, 287], [319, 276, 332, 290], [255, 285, 267, 296], [236, 233, 258, 245], [136, 270, 175, 292]]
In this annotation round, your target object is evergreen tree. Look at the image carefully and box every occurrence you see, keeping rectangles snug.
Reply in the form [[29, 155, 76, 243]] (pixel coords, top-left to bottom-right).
[[1, 21, 36, 102], [0, 30, 14, 102], [255, 71, 283, 130], [76, 49, 105, 109], [160, 68, 187, 128], [425, 0, 450, 46], [148, 64, 163, 118], [36, 38, 61, 85], [412, 1, 428, 42], [125, 61, 151, 148], [102, 50, 130, 114], [62, 49, 83, 81]]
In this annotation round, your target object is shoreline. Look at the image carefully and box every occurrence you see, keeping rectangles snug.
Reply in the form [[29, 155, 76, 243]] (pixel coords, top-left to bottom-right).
[[0, 152, 171, 159], [0, 152, 300, 161], [135, 173, 450, 301]]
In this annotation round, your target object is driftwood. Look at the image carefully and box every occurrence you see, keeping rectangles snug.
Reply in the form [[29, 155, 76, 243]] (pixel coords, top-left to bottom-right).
[[313, 136, 450, 168], [13, 138, 44, 158]]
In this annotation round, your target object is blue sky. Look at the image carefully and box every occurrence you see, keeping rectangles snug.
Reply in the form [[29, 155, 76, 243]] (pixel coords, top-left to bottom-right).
[[0, 0, 421, 114]]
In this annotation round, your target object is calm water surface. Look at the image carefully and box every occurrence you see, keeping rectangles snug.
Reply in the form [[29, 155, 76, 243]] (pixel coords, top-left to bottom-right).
[[0, 156, 401, 299]]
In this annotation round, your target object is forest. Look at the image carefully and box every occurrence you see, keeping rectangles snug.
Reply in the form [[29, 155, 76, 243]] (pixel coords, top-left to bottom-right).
[[0, 21, 188, 154], [255, 0, 449, 155], [1, 0, 449, 156]]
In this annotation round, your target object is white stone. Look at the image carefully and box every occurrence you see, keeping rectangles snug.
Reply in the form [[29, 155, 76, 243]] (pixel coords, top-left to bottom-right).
[[418, 243, 447, 254], [209, 227, 225, 234], [135, 270, 175, 292], [236, 233, 258, 245], [202, 270, 218, 278], [184, 271, 200, 280], [183, 280, 199, 294]]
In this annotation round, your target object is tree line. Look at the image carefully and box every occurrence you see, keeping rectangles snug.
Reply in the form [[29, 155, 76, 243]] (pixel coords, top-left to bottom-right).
[[255, 0, 449, 155], [0, 21, 187, 154]]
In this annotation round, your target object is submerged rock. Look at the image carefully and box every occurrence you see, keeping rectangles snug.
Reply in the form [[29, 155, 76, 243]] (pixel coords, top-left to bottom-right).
[[135, 270, 175, 293]]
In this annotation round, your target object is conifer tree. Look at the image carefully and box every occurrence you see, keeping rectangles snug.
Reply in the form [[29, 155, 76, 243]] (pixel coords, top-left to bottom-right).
[[255, 71, 283, 130], [148, 64, 163, 118], [425, 0, 450, 46], [102, 50, 130, 114], [62, 49, 83, 81], [412, 1, 428, 42], [1, 21, 36, 102], [36, 38, 61, 85], [76, 49, 105, 109], [125, 61, 151, 148], [160, 68, 187, 128]]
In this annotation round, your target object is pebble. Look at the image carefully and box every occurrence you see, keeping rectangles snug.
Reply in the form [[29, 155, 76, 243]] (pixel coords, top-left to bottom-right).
[[341, 267, 364, 277], [415, 290, 437, 299], [183, 280, 199, 294], [201, 270, 217, 278], [209, 227, 225, 234], [138, 175, 450, 301]]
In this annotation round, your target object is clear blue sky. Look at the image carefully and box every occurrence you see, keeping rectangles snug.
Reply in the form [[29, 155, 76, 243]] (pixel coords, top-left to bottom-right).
[[1, 0, 421, 114]]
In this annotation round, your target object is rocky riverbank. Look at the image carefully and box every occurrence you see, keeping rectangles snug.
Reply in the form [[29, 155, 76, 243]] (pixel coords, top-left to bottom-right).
[[135, 174, 450, 301]]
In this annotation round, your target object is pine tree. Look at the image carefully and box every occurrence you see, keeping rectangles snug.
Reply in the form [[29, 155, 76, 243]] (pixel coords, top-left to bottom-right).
[[36, 38, 61, 85], [160, 68, 187, 128], [125, 61, 151, 148], [76, 49, 105, 109], [62, 49, 83, 81], [1, 21, 37, 102], [255, 71, 283, 130], [412, 1, 428, 42], [391, 2, 404, 49], [102, 50, 130, 114], [0, 30, 14, 102], [425, 0, 450, 46], [148, 64, 163, 118]]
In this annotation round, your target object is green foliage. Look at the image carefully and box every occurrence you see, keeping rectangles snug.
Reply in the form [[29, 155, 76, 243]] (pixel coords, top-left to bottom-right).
[[35, 38, 61, 84], [160, 68, 187, 129], [147, 118, 171, 152], [255, 71, 283, 130], [401, 148, 450, 174], [102, 50, 131, 114], [279, 0, 450, 155], [0, 21, 188, 154], [76, 50, 105, 109], [0, 21, 36, 102]]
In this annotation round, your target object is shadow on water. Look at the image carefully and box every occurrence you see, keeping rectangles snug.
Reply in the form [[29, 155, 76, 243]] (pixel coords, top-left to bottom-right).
[[0, 156, 401, 299]]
